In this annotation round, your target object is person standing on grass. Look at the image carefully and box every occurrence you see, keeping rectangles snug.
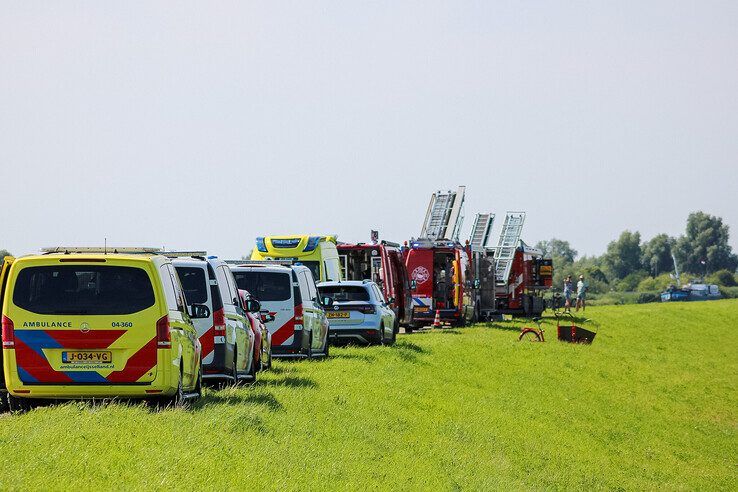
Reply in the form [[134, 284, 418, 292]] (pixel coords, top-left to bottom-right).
[[576, 274, 587, 312], [563, 275, 573, 310]]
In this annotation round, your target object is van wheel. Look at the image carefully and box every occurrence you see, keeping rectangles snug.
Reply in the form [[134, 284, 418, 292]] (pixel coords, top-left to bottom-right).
[[169, 367, 185, 408], [194, 362, 203, 400], [247, 352, 257, 383], [306, 332, 313, 359], [323, 330, 330, 358], [7, 393, 30, 413], [231, 349, 240, 386]]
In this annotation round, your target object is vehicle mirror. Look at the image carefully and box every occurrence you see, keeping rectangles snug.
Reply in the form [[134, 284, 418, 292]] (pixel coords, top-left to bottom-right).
[[387, 297, 395, 304], [260, 311, 275, 323], [189, 304, 211, 319], [245, 299, 261, 313], [410, 280, 417, 290], [322, 296, 334, 308], [473, 279, 480, 289]]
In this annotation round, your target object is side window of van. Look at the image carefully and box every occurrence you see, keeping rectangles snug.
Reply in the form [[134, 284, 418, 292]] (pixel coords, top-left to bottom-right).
[[224, 269, 240, 307], [304, 270, 318, 301], [297, 271, 311, 302], [167, 264, 186, 312], [160, 265, 180, 312], [215, 266, 235, 306], [324, 259, 340, 282]]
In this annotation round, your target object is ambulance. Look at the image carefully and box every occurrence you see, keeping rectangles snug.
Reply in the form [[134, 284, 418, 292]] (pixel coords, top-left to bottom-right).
[[250, 235, 342, 282]]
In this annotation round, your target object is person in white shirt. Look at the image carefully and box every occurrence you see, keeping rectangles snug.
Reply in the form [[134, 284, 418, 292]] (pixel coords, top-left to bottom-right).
[[576, 275, 588, 312]]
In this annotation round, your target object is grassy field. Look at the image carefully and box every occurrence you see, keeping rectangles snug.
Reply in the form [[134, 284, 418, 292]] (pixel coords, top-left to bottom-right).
[[0, 300, 736, 490]]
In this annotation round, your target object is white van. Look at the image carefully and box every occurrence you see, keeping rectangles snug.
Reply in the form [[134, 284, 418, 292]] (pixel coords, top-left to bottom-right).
[[172, 255, 256, 382], [228, 263, 332, 358]]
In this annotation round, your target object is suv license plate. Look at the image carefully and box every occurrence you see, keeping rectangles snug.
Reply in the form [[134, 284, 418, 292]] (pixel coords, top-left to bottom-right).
[[327, 312, 350, 318]]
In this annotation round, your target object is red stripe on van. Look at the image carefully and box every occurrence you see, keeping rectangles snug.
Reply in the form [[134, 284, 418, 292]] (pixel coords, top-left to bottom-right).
[[199, 326, 215, 359], [45, 330, 126, 349], [271, 319, 295, 346], [106, 337, 158, 383], [15, 337, 73, 383]]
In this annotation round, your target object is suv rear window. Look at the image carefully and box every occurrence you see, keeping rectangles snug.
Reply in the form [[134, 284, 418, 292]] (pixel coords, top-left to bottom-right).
[[318, 285, 370, 302], [175, 266, 207, 305], [13, 265, 155, 315], [233, 271, 291, 302]]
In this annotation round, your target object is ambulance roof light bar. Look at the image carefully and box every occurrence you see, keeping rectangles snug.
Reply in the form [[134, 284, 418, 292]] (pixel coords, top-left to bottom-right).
[[41, 247, 162, 255], [223, 260, 295, 267]]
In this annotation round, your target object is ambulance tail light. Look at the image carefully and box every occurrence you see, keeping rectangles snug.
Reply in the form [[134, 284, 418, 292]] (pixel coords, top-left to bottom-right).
[[2, 315, 15, 348], [156, 315, 171, 348]]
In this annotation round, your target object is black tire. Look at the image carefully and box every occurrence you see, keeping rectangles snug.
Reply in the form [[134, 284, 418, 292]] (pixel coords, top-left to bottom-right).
[[194, 361, 203, 401], [163, 367, 185, 408], [323, 329, 330, 358], [388, 321, 397, 345], [232, 349, 240, 386], [6, 393, 30, 413], [306, 331, 313, 359], [378, 324, 385, 346], [247, 348, 257, 382]]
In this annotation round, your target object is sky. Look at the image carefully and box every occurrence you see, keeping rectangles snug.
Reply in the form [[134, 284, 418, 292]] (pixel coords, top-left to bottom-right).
[[1, 1, 736, 259]]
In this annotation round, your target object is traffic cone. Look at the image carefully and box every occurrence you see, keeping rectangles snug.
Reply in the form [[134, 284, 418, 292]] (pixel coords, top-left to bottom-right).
[[433, 309, 441, 328]]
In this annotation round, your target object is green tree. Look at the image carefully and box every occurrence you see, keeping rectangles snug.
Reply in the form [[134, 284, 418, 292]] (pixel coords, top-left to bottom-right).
[[674, 212, 738, 274], [641, 234, 676, 277], [0, 249, 11, 261], [603, 231, 644, 280], [535, 238, 578, 264]]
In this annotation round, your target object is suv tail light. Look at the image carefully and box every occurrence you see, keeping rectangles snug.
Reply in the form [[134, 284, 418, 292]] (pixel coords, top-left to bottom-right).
[[358, 305, 376, 314], [2, 315, 15, 348], [156, 315, 171, 348], [213, 308, 226, 333]]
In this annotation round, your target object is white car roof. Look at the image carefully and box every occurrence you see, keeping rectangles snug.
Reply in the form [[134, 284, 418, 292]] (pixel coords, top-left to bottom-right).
[[318, 280, 371, 288], [230, 264, 292, 274]]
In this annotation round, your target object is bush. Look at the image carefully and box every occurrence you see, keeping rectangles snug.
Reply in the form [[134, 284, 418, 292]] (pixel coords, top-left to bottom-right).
[[637, 274, 674, 292], [707, 269, 738, 287], [616, 271, 649, 292], [637, 292, 660, 304]]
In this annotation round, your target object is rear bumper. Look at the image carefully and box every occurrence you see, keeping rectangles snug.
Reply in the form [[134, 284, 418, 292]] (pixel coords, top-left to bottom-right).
[[3, 348, 179, 399], [328, 326, 382, 344], [272, 328, 311, 358]]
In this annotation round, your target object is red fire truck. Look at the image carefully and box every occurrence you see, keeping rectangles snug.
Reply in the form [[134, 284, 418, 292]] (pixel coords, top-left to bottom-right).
[[403, 238, 477, 330], [337, 239, 413, 329]]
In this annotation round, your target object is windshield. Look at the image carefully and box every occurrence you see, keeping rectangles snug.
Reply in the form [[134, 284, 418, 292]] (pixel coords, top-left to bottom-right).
[[174, 266, 208, 305], [13, 265, 155, 315], [299, 261, 321, 281], [318, 285, 370, 302], [232, 271, 291, 302]]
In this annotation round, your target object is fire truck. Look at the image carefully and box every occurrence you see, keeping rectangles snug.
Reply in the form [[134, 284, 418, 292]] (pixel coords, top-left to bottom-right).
[[404, 187, 554, 328], [403, 187, 477, 330], [468, 211, 553, 318]]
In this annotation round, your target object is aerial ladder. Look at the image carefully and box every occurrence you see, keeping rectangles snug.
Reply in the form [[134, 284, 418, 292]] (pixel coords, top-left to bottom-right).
[[419, 186, 466, 241], [493, 212, 526, 285], [469, 213, 495, 250]]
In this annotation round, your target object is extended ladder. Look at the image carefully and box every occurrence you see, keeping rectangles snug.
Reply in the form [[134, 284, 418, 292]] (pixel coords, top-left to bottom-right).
[[494, 212, 526, 284], [419, 186, 466, 241], [469, 213, 495, 250]]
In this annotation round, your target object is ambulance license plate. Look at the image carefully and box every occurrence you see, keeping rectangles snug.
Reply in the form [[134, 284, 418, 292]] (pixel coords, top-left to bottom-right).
[[62, 351, 112, 364], [327, 312, 350, 319]]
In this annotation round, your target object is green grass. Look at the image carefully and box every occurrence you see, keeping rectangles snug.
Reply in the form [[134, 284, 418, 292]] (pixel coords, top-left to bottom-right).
[[1, 300, 736, 490]]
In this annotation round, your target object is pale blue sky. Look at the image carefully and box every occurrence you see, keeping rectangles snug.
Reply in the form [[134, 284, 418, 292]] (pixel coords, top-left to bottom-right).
[[1, 1, 736, 259]]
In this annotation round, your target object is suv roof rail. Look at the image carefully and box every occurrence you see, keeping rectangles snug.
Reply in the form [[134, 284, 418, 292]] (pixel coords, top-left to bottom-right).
[[224, 260, 295, 267], [41, 246, 162, 255], [158, 251, 208, 259]]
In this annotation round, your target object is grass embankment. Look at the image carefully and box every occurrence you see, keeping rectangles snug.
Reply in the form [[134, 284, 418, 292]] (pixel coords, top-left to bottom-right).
[[0, 300, 736, 490]]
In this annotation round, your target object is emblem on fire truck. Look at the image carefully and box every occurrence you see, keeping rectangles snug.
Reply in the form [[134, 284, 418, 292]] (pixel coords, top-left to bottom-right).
[[411, 266, 430, 285]]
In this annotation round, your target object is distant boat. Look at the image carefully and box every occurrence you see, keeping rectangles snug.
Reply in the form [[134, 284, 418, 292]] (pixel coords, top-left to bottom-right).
[[661, 283, 722, 302]]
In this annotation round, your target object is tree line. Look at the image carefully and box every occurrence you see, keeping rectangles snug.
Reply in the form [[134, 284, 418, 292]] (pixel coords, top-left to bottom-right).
[[535, 211, 738, 296]]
